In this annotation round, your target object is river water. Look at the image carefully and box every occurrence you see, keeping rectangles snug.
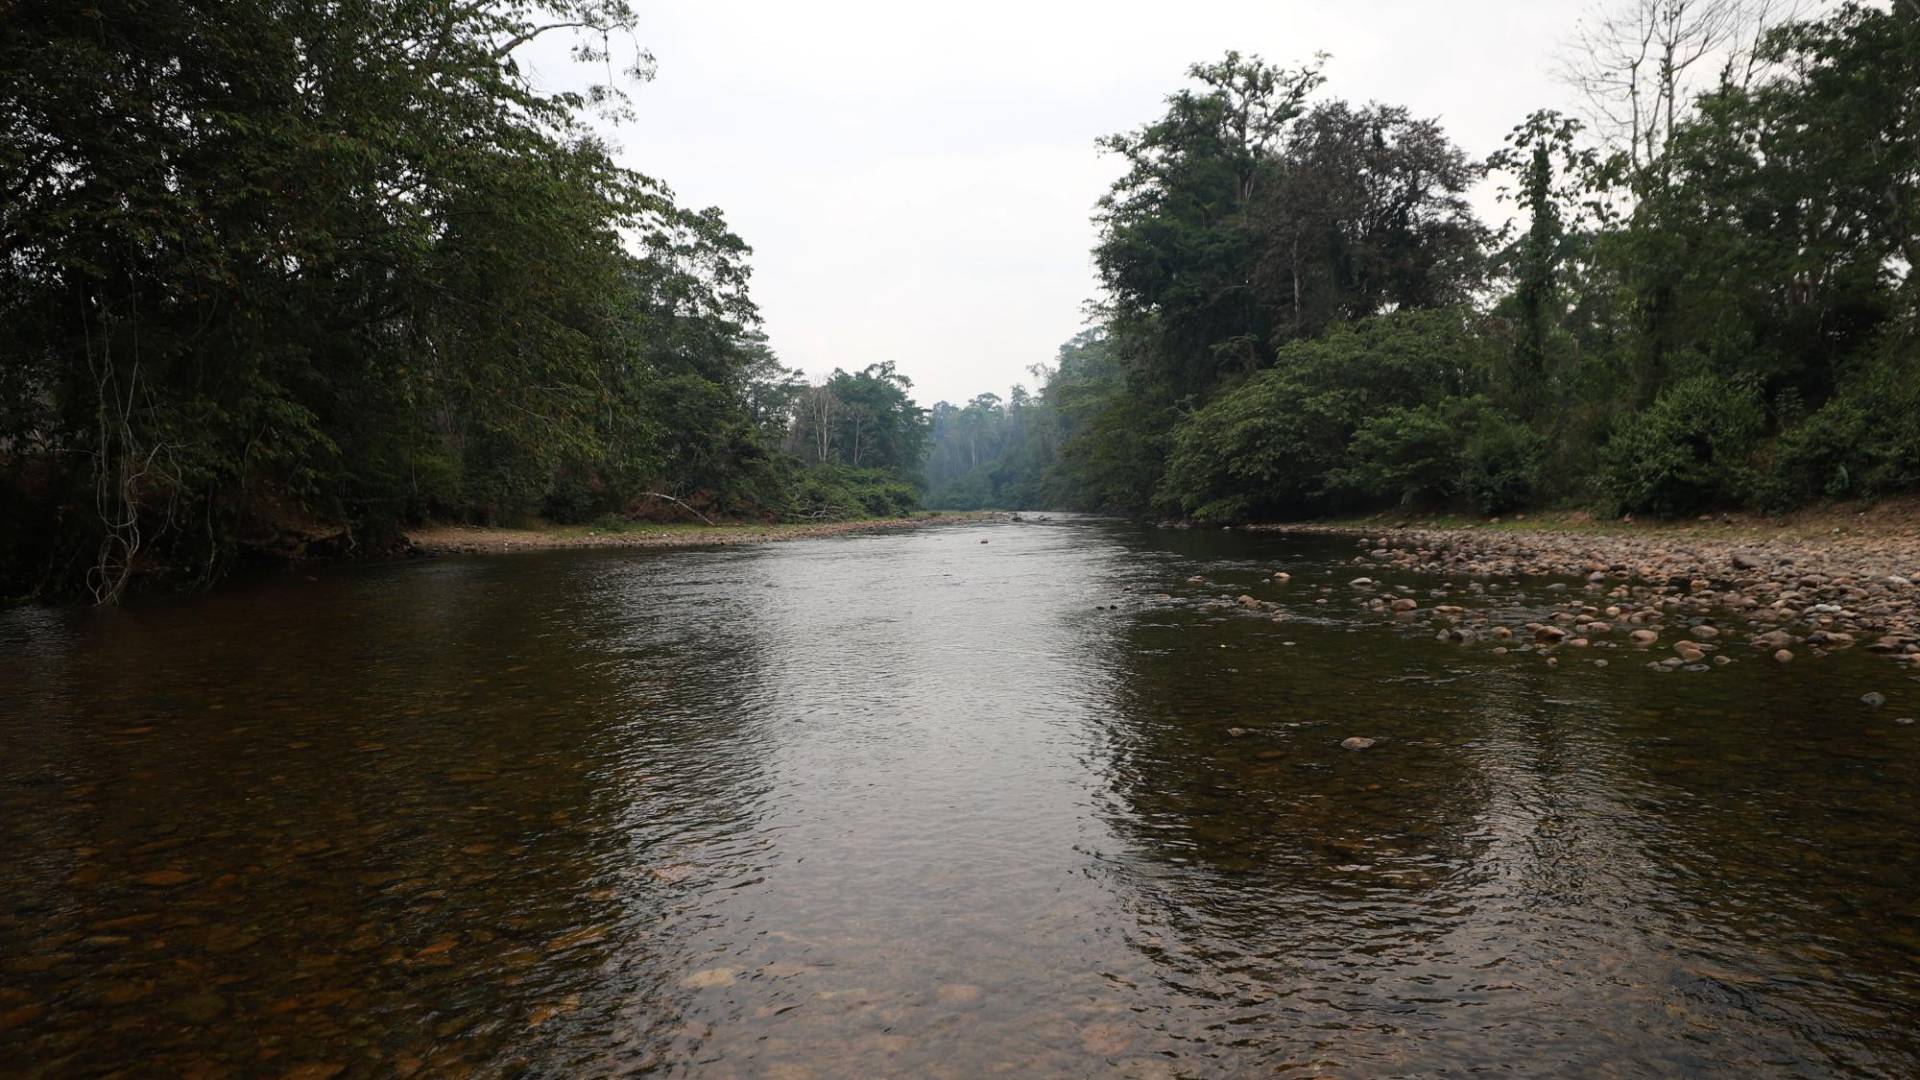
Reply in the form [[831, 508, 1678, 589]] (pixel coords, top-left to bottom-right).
[[2, 517, 1917, 1077]]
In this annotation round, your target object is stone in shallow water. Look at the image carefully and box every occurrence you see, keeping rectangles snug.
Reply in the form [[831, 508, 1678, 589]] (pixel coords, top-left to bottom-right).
[[544, 925, 609, 954], [1341, 737, 1375, 751], [170, 991, 227, 1024], [935, 983, 982, 1006], [1861, 692, 1886, 707], [1079, 1020, 1134, 1056], [136, 869, 194, 888], [0, 1003, 44, 1032], [681, 967, 736, 989]]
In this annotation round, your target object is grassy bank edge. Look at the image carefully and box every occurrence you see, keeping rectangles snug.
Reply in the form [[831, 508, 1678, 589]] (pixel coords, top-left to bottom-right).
[[406, 511, 999, 556]]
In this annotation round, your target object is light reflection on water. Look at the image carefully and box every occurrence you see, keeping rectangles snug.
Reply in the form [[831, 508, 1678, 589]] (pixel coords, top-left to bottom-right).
[[1, 517, 1916, 1077]]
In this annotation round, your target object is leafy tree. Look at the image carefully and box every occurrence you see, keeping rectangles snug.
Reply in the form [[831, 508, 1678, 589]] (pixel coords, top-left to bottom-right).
[[1252, 102, 1489, 341], [786, 362, 928, 475], [1094, 52, 1325, 399], [0, 0, 916, 599], [1160, 310, 1502, 521]]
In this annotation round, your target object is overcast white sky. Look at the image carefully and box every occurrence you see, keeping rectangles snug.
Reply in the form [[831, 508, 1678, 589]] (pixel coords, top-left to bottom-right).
[[536, 0, 1597, 407]]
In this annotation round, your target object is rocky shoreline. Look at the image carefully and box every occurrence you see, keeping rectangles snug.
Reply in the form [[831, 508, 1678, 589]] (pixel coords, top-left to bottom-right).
[[407, 513, 987, 556], [1253, 518, 1920, 670]]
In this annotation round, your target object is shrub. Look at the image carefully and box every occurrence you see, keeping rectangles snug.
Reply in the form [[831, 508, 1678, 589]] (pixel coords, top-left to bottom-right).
[[1460, 410, 1545, 515], [785, 465, 919, 521], [1333, 405, 1464, 509], [1327, 397, 1543, 514], [1599, 374, 1764, 516], [1162, 309, 1498, 521], [541, 474, 600, 524], [1761, 335, 1920, 507]]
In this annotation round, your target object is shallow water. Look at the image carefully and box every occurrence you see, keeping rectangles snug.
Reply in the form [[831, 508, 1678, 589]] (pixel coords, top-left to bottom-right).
[[2, 517, 1917, 1077]]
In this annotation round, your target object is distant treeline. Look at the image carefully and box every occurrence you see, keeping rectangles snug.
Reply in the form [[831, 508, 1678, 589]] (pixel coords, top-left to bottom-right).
[[925, 1, 1918, 520], [0, 1, 926, 601]]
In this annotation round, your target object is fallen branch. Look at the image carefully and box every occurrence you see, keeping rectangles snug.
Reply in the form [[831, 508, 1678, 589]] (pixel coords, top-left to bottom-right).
[[639, 492, 715, 526]]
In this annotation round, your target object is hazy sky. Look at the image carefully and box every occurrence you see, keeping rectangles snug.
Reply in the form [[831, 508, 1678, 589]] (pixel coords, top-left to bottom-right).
[[535, 0, 1596, 407]]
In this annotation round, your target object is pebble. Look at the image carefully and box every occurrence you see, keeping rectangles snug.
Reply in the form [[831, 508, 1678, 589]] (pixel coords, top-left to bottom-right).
[[1340, 736, 1376, 751], [1862, 692, 1886, 707], [171, 991, 227, 1024], [935, 983, 983, 1006], [680, 967, 737, 989], [136, 869, 195, 888], [1277, 521, 1920, 671], [0, 1003, 44, 1032]]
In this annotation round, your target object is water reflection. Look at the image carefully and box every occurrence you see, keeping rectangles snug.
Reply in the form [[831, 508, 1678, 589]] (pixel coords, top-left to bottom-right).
[[0, 519, 1915, 1077], [1084, 529, 1920, 1075]]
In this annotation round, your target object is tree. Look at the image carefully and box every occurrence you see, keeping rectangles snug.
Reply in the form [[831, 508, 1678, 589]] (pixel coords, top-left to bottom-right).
[[0, 0, 869, 598], [1558, 0, 1800, 189], [1094, 52, 1326, 399], [1252, 101, 1490, 341]]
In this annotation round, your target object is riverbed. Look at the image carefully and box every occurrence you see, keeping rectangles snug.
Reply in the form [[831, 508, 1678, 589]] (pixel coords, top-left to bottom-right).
[[2, 516, 1916, 1076]]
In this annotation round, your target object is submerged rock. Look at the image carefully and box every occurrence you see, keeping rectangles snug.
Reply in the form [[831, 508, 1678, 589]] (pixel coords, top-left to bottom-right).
[[1340, 736, 1375, 751], [935, 983, 983, 1006], [1862, 692, 1886, 707], [136, 869, 195, 888]]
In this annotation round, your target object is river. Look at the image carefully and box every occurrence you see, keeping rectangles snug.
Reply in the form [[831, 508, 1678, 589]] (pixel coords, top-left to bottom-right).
[[2, 516, 1916, 1077]]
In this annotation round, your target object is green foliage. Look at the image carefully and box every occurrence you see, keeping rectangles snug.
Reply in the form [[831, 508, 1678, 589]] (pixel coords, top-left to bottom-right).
[[1335, 406, 1469, 510], [785, 465, 920, 521], [0, 0, 922, 599], [1094, 53, 1325, 398], [1161, 311, 1498, 521], [1461, 411, 1547, 515], [1331, 398, 1542, 514], [785, 363, 928, 475], [1762, 331, 1920, 506], [1599, 375, 1766, 516], [1005, 8, 1920, 522]]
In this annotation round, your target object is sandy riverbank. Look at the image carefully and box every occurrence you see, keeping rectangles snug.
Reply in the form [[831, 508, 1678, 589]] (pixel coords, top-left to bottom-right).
[[407, 512, 993, 556]]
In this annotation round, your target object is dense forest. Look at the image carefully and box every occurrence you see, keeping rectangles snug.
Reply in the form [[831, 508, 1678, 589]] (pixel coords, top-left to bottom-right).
[[0, 0, 927, 601], [5, 1, 1915, 601], [926, 0, 1918, 521]]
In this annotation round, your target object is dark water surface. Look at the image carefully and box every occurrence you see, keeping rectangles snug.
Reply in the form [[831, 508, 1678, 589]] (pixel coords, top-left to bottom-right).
[[3, 517, 1918, 1077]]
